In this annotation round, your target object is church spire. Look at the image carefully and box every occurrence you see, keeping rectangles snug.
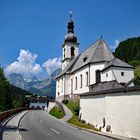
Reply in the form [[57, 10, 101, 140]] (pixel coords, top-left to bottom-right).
[[70, 11, 72, 20], [64, 11, 77, 43], [67, 11, 74, 33]]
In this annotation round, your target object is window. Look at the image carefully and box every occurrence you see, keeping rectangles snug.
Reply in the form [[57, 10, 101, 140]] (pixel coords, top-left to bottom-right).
[[83, 57, 87, 62], [63, 48, 65, 58], [106, 73, 108, 77], [120, 82, 126, 86], [61, 78, 63, 92], [71, 79, 73, 92], [80, 74, 83, 88], [71, 47, 75, 58], [75, 77, 77, 90], [86, 72, 88, 86], [96, 70, 101, 83], [58, 92, 60, 96], [121, 72, 124, 76]]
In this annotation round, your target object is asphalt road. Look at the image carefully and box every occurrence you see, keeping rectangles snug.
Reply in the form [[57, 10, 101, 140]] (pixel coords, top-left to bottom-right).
[[19, 110, 112, 140]]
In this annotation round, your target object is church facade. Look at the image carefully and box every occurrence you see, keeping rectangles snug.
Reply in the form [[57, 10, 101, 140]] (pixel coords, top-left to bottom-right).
[[55, 15, 134, 101]]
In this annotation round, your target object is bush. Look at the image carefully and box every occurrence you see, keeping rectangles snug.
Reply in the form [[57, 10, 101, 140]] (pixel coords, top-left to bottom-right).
[[73, 106, 80, 115], [62, 99, 69, 105], [80, 119, 86, 124]]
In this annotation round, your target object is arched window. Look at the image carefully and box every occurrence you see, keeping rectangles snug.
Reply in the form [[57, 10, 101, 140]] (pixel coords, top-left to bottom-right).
[[71, 47, 75, 58], [75, 77, 77, 90], [71, 79, 73, 92], [61, 78, 63, 92], [96, 70, 101, 83], [80, 74, 83, 88], [58, 92, 60, 96], [86, 72, 88, 86], [63, 48, 65, 58]]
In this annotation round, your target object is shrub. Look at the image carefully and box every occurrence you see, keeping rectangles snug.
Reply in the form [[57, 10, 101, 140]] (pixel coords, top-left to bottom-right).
[[80, 119, 86, 124], [62, 99, 69, 105]]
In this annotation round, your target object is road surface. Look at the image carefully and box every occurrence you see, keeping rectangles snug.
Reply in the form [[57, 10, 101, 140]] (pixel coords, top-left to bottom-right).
[[19, 110, 112, 140]]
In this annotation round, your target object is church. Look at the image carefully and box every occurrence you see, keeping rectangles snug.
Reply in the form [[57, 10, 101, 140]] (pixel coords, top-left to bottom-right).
[[55, 14, 134, 101], [55, 14, 140, 139]]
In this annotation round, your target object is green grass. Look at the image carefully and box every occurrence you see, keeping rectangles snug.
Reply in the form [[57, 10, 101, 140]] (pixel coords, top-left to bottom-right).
[[49, 106, 64, 119], [66, 101, 98, 131], [135, 66, 140, 77]]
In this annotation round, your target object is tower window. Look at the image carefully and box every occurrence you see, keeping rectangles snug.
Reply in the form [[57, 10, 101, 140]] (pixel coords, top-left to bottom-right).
[[63, 48, 65, 58], [71, 47, 75, 58], [121, 72, 124, 76], [96, 70, 101, 83]]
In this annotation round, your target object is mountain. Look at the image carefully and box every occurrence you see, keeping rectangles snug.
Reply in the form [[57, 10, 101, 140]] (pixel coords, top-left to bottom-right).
[[7, 73, 25, 89], [7, 68, 61, 98]]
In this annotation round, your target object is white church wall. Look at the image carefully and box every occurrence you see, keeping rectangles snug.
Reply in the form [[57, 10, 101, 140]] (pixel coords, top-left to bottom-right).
[[111, 67, 134, 83], [70, 66, 89, 94], [101, 68, 115, 82], [80, 91, 140, 139], [90, 63, 106, 85], [64, 74, 71, 95], [56, 77, 64, 98]]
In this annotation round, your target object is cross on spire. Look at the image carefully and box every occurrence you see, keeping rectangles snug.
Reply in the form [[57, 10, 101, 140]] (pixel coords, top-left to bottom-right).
[[70, 11, 72, 19]]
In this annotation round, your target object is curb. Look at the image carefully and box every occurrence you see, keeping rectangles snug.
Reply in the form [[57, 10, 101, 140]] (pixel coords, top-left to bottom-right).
[[18, 110, 30, 140], [3, 110, 30, 140], [67, 123, 131, 140]]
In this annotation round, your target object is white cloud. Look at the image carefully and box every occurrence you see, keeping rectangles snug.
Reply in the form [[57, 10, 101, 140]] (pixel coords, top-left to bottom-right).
[[42, 57, 62, 75], [5, 49, 42, 76], [110, 39, 119, 51]]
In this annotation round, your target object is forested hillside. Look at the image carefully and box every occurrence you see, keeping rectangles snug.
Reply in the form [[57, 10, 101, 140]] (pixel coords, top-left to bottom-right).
[[0, 67, 32, 112], [115, 37, 140, 63], [115, 36, 140, 85]]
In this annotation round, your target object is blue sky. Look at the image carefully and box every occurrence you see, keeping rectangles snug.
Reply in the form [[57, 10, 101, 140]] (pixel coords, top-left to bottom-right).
[[0, 0, 140, 78]]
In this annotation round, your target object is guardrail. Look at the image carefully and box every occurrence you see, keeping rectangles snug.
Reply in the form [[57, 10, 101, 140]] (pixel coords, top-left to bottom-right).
[[0, 107, 28, 123]]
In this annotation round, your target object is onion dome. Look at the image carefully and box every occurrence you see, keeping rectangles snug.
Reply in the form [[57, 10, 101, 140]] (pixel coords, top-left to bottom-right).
[[64, 12, 77, 43]]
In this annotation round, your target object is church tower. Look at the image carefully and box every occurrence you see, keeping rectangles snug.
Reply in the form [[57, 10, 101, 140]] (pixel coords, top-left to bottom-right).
[[62, 12, 79, 70]]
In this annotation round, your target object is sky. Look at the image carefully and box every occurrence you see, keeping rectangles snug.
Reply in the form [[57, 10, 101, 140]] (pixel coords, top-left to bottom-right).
[[0, 0, 140, 78]]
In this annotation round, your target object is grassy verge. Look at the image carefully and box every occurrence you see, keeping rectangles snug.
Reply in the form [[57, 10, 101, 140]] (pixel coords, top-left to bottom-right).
[[64, 100, 98, 131], [135, 66, 140, 77], [49, 106, 64, 119], [134, 66, 140, 85]]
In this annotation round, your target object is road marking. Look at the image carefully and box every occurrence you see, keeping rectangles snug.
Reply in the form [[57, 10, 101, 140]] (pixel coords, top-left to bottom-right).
[[51, 128, 60, 134]]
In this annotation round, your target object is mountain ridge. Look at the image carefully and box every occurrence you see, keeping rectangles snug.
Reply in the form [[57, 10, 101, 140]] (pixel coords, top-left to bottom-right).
[[7, 69, 61, 98]]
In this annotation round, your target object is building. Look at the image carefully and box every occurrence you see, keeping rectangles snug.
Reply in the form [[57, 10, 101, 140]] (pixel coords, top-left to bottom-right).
[[55, 14, 134, 101]]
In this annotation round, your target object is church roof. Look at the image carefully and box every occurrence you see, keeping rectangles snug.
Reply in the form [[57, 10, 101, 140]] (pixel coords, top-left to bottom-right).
[[71, 38, 114, 72], [89, 80, 124, 93], [102, 58, 133, 71], [80, 80, 140, 97], [56, 38, 132, 79]]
